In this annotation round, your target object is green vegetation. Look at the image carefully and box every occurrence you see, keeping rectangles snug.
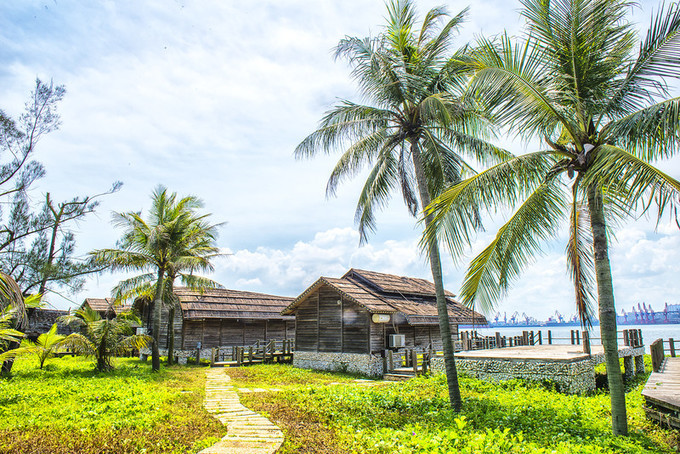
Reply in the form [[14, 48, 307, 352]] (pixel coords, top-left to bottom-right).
[[240, 365, 677, 453], [92, 185, 222, 371], [426, 0, 680, 436], [227, 363, 364, 389], [59, 306, 150, 372], [295, 0, 504, 412], [0, 355, 224, 454]]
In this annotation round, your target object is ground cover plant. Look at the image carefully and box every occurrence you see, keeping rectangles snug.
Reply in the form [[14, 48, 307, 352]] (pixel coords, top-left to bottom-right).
[[227, 363, 364, 389], [0, 355, 224, 454], [240, 365, 677, 453]]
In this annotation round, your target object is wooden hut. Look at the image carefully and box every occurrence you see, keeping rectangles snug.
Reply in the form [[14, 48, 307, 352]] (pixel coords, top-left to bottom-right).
[[281, 268, 486, 376], [81, 298, 132, 319], [134, 287, 295, 357]]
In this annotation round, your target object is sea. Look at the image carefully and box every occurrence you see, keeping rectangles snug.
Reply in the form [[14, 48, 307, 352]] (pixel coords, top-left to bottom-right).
[[460, 323, 680, 354]]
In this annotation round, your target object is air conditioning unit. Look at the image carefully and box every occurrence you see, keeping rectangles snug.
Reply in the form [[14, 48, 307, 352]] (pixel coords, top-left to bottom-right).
[[389, 334, 406, 348]]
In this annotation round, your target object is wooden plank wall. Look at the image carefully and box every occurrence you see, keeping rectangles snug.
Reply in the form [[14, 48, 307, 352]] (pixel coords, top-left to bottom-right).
[[319, 288, 342, 351], [181, 319, 294, 349], [296, 296, 319, 351], [342, 298, 369, 353]]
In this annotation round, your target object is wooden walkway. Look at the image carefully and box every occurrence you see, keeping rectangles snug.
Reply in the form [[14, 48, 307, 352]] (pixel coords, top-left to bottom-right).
[[642, 357, 680, 430], [198, 369, 284, 454]]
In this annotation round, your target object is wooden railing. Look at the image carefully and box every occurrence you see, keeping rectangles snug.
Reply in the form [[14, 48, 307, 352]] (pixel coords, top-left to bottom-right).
[[210, 339, 294, 366], [650, 337, 678, 373], [385, 347, 432, 375], [456, 328, 643, 355]]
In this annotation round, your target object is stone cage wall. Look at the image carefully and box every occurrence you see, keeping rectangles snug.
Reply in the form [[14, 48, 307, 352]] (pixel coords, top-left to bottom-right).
[[293, 351, 385, 378], [430, 346, 645, 394]]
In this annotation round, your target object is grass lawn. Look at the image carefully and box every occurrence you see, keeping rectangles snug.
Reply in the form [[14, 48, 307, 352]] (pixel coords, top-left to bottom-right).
[[0, 355, 225, 454], [238, 364, 679, 454]]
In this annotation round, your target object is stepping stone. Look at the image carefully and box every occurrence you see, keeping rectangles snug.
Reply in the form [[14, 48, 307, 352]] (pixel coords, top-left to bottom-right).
[[198, 369, 284, 454]]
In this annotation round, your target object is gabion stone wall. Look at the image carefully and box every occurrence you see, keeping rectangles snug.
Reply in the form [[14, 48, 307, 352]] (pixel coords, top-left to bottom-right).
[[431, 356, 596, 394], [430, 346, 645, 394], [293, 351, 384, 378]]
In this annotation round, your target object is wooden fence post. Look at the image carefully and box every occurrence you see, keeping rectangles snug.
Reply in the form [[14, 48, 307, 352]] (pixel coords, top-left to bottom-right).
[[548, 330, 552, 345], [538, 331, 543, 345], [671, 338, 676, 357], [650, 339, 664, 372]]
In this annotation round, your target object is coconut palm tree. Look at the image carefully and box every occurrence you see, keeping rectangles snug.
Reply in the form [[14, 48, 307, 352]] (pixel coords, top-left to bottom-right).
[[427, 0, 680, 435], [92, 186, 221, 371], [111, 264, 222, 366], [60, 306, 150, 372], [295, 0, 506, 410]]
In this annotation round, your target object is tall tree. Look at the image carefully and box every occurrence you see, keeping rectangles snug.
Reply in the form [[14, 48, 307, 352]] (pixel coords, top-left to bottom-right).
[[0, 79, 120, 298], [295, 0, 505, 410], [92, 186, 221, 371], [427, 0, 680, 435]]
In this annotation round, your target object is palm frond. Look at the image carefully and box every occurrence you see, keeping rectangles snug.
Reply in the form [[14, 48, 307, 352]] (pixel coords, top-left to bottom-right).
[[565, 184, 596, 328], [425, 151, 560, 259], [583, 144, 680, 220], [599, 2, 680, 122], [603, 97, 680, 161], [459, 180, 569, 312]]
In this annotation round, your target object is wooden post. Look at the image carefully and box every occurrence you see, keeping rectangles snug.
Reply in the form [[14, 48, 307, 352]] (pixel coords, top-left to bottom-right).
[[671, 338, 676, 357], [570, 330, 575, 345], [582, 331, 591, 355], [195, 347, 201, 365], [248, 346, 253, 364], [412, 350, 418, 375], [529, 331, 534, 345], [211, 347, 216, 366], [548, 330, 552, 345], [538, 331, 543, 345], [650, 339, 664, 372], [522, 331, 528, 345], [495, 332, 501, 349], [638, 329, 643, 346], [576, 330, 581, 345], [387, 350, 394, 372]]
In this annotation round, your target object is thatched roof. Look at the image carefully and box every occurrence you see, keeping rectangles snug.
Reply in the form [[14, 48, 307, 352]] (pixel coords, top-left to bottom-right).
[[173, 287, 295, 321], [82, 298, 132, 314], [282, 268, 487, 325]]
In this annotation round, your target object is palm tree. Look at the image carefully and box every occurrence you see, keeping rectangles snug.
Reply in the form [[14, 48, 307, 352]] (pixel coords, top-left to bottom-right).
[[111, 265, 221, 366], [92, 186, 221, 371], [427, 0, 680, 435], [0, 272, 41, 374], [60, 306, 150, 372], [8, 323, 66, 369], [295, 0, 505, 411]]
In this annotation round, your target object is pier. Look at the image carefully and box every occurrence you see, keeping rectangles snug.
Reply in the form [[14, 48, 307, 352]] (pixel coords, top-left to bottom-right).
[[643, 338, 680, 429], [429, 329, 646, 393]]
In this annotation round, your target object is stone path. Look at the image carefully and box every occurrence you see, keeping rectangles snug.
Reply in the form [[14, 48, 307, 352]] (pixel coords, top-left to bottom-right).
[[198, 369, 284, 454]]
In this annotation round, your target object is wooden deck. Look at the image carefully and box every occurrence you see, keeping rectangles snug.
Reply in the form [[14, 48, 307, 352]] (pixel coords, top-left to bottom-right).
[[456, 344, 637, 363], [642, 357, 680, 429]]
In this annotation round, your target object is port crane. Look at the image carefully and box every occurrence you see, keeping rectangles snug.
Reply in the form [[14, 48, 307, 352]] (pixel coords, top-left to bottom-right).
[[509, 311, 519, 324]]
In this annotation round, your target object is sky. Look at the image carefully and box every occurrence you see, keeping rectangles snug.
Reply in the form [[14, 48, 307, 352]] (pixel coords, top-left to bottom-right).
[[1, 0, 678, 321]]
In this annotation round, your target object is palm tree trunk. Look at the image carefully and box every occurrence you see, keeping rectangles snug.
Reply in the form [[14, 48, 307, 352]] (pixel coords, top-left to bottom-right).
[[166, 281, 175, 366], [151, 268, 165, 372], [587, 185, 628, 436], [411, 141, 463, 412]]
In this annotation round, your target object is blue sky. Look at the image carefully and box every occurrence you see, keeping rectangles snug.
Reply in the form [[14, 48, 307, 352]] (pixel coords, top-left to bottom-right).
[[1, 0, 679, 321]]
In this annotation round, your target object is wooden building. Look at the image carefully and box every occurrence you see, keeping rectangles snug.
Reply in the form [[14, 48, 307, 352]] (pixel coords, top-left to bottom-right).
[[81, 298, 132, 319], [134, 287, 295, 352], [282, 268, 487, 376]]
